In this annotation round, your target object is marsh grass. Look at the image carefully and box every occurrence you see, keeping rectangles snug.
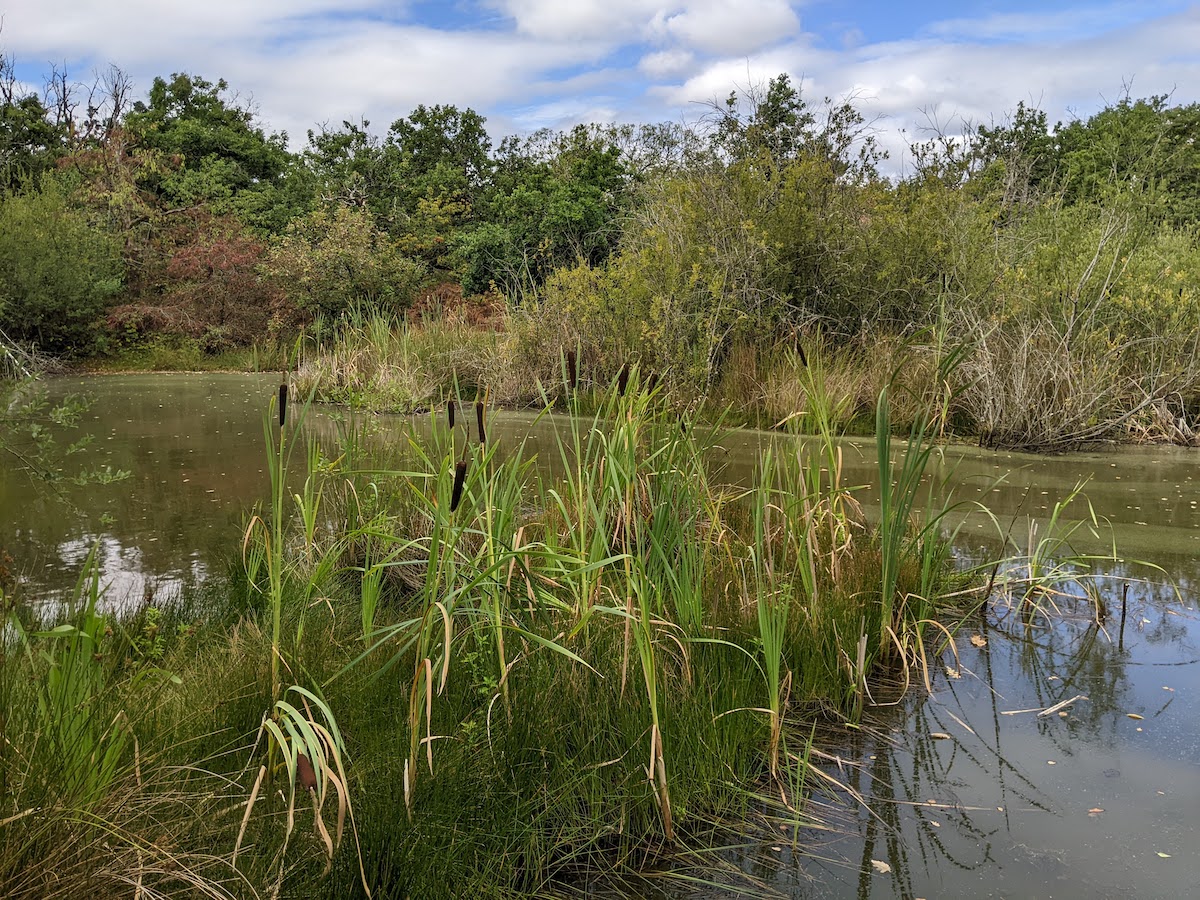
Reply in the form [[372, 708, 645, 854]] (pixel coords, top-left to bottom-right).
[[1, 364, 978, 899]]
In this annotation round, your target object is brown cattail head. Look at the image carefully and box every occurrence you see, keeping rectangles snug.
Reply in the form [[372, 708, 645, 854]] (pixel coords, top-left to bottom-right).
[[448, 399, 456, 430], [616, 363, 630, 397], [646, 371, 659, 393], [297, 752, 317, 792], [450, 460, 468, 512], [566, 349, 578, 392], [475, 400, 487, 446], [278, 383, 289, 428]]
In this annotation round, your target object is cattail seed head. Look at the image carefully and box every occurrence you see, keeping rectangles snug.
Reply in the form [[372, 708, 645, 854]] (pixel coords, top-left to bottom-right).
[[297, 752, 317, 792], [450, 460, 468, 512], [278, 383, 289, 428], [616, 363, 630, 397], [646, 371, 659, 393], [475, 400, 487, 446], [566, 349, 578, 392], [448, 399, 456, 430]]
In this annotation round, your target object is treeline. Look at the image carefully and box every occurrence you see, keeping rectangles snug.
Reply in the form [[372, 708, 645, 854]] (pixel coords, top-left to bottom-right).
[[2, 54, 1199, 447]]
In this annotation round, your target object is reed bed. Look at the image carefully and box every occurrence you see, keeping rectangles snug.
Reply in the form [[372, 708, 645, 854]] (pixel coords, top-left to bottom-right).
[[1, 364, 973, 899]]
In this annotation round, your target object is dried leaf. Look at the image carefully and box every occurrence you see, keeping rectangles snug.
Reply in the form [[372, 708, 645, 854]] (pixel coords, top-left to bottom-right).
[[871, 859, 892, 874], [1127, 713, 1144, 720], [1047, 760, 1057, 765], [1088, 808, 1104, 817], [1156, 852, 1171, 858], [969, 634, 987, 648], [944, 666, 961, 679], [930, 732, 952, 740]]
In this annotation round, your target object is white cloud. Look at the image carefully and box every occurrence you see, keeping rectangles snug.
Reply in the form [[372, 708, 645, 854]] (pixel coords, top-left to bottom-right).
[[653, 5, 1200, 171], [2, 0, 1197, 166], [495, 0, 665, 42], [639, 49, 695, 78], [652, 0, 800, 55]]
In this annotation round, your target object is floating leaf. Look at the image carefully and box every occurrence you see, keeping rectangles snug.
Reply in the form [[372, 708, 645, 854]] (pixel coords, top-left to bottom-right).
[[1127, 713, 1144, 720], [944, 666, 962, 679], [1088, 808, 1104, 817], [1156, 852, 1171, 858], [930, 732, 952, 740], [969, 634, 987, 648], [1047, 760, 1057, 765], [871, 859, 892, 875]]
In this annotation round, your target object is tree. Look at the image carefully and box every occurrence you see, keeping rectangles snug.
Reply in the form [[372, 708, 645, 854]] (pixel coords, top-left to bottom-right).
[[105, 215, 283, 349], [266, 205, 427, 318], [125, 73, 291, 217], [304, 118, 386, 211], [711, 73, 814, 165], [460, 125, 628, 296], [0, 51, 64, 188], [0, 178, 123, 353], [381, 105, 492, 271]]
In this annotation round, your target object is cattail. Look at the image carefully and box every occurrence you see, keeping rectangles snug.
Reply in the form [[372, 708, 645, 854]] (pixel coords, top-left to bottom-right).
[[278, 383, 289, 428], [566, 349, 578, 392], [616, 363, 630, 397], [475, 400, 487, 446], [646, 371, 659, 393], [448, 399, 456, 430], [450, 460, 468, 512], [297, 752, 317, 792]]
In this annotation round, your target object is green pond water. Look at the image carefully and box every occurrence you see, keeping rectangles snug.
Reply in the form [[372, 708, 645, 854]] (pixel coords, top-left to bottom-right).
[[2, 374, 1197, 899]]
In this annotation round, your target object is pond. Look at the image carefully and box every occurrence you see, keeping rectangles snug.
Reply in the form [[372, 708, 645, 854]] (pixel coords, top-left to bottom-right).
[[2, 373, 1197, 899]]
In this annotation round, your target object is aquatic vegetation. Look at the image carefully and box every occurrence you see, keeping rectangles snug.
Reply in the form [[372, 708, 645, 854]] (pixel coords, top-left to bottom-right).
[[1, 367, 976, 899]]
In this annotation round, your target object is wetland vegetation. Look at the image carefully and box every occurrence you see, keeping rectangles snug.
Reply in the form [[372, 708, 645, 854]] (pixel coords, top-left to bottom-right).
[[3, 45, 1199, 899]]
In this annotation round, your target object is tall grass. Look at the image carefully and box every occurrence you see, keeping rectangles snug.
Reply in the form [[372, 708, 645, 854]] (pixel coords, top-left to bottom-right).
[[1, 360, 977, 898]]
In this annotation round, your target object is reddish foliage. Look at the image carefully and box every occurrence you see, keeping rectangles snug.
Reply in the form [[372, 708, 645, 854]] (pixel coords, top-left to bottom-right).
[[107, 213, 298, 349]]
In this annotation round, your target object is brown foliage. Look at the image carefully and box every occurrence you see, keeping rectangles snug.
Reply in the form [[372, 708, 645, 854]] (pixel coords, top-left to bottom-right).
[[407, 281, 506, 328], [107, 214, 296, 349]]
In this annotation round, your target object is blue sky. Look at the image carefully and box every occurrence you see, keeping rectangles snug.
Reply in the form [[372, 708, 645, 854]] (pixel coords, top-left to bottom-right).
[[4, 1, 1199, 170]]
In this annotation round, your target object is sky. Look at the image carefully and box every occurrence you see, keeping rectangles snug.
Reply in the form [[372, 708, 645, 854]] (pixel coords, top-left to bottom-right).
[[4, 1, 1200, 171]]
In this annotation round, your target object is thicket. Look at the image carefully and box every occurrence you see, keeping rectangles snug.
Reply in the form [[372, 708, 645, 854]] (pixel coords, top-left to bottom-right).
[[2, 47, 1199, 448]]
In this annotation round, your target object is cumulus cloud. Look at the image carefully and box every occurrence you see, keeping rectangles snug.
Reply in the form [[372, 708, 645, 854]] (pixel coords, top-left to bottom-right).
[[639, 49, 696, 78], [495, 0, 665, 42], [2, 0, 1197, 163], [651, 0, 800, 55]]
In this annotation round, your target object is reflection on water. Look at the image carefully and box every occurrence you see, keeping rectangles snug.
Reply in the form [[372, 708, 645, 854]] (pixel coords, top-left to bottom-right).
[[801, 567, 1200, 900], [2, 375, 1198, 897], [0, 373, 277, 607]]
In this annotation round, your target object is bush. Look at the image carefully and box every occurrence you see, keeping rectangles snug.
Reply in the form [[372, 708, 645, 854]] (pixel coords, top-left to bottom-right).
[[0, 179, 123, 354], [267, 205, 428, 319]]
